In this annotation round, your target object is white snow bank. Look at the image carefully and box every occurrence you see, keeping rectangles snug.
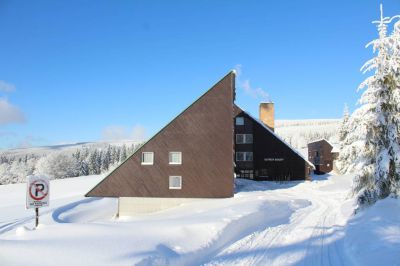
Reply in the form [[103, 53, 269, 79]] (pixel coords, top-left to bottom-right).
[[345, 197, 400, 266]]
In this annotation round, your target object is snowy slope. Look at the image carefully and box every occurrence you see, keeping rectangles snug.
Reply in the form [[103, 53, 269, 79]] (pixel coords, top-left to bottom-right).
[[0, 174, 399, 266], [0, 140, 141, 156], [344, 198, 400, 266]]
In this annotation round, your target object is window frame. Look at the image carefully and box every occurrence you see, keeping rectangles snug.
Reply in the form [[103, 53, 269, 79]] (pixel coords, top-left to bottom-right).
[[236, 152, 245, 161], [235, 117, 244, 126], [141, 152, 154, 165], [235, 152, 253, 162], [236, 134, 253, 144], [169, 175, 182, 189], [236, 134, 244, 144], [169, 151, 182, 165]]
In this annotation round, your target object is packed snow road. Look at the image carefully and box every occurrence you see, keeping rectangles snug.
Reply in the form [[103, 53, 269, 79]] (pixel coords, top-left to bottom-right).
[[205, 174, 354, 266]]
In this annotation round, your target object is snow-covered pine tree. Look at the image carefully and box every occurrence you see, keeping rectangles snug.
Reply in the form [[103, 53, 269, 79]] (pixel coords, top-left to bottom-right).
[[88, 149, 99, 175], [387, 19, 400, 195], [119, 144, 127, 162], [341, 5, 400, 207], [101, 145, 111, 172], [337, 104, 351, 173], [339, 104, 350, 143]]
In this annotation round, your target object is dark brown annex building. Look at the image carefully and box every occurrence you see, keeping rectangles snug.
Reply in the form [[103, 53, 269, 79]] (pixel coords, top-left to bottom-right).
[[234, 104, 314, 181], [86, 71, 313, 214], [308, 139, 338, 174]]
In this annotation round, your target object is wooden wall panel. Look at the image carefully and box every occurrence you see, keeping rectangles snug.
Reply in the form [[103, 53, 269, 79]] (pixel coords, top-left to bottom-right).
[[308, 140, 334, 174]]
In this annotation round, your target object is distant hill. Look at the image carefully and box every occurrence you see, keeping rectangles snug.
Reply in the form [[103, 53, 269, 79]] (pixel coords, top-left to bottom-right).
[[275, 119, 341, 149], [1, 140, 141, 156]]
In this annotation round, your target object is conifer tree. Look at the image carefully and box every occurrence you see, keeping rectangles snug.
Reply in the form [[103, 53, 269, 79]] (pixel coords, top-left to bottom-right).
[[341, 6, 400, 207], [339, 104, 350, 143]]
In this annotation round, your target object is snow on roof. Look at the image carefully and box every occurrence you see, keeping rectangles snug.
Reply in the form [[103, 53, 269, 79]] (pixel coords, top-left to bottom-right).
[[237, 106, 315, 169], [308, 139, 341, 154], [307, 138, 334, 146], [331, 145, 340, 153]]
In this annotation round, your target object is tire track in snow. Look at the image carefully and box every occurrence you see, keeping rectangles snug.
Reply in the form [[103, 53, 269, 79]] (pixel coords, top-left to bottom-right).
[[137, 199, 307, 266], [0, 208, 54, 235], [0, 197, 103, 235], [206, 176, 350, 266]]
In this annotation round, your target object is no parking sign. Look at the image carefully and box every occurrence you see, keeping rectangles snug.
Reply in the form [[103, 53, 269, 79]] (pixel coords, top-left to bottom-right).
[[26, 175, 50, 209]]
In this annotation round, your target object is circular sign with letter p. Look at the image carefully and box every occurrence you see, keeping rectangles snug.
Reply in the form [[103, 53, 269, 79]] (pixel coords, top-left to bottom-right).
[[26, 175, 50, 209]]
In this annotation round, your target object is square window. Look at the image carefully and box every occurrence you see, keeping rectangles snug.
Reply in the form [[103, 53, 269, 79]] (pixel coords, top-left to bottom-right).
[[236, 134, 253, 144], [245, 134, 253, 144], [235, 117, 244, 126], [169, 152, 182, 165], [141, 152, 154, 165], [236, 152, 253, 162], [169, 176, 182, 189], [236, 134, 244, 144], [236, 152, 245, 161]]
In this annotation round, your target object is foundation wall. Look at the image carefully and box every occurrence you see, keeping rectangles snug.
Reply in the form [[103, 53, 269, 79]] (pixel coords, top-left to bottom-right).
[[118, 197, 200, 215]]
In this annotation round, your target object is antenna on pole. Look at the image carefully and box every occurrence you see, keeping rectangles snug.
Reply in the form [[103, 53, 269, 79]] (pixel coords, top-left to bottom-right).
[[380, 4, 383, 22]]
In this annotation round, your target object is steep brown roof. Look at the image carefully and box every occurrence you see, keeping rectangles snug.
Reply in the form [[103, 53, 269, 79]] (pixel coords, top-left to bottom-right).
[[86, 71, 235, 198]]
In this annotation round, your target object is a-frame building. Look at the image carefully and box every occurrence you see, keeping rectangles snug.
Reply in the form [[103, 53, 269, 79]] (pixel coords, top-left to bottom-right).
[[86, 71, 314, 215], [86, 72, 235, 206]]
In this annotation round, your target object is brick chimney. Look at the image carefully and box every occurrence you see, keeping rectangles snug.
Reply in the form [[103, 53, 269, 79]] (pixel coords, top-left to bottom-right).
[[259, 102, 275, 131]]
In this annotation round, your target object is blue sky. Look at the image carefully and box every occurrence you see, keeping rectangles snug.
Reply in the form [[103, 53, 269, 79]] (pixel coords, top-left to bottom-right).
[[0, 0, 399, 149]]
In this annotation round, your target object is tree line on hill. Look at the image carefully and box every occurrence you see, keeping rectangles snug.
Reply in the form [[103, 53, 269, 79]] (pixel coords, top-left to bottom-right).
[[275, 119, 340, 149], [0, 144, 140, 185]]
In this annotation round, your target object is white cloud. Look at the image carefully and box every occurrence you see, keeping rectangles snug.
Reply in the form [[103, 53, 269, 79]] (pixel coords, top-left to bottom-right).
[[242, 80, 271, 101], [0, 80, 16, 92], [234, 64, 271, 102], [102, 126, 127, 141], [102, 124, 147, 141], [131, 125, 147, 141], [0, 98, 26, 125]]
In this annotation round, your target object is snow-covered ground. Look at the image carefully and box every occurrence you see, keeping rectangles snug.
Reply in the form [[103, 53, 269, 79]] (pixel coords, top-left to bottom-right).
[[0, 174, 399, 266]]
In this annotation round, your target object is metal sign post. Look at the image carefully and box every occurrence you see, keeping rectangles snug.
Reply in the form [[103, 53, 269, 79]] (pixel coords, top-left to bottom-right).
[[35, 208, 39, 227], [26, 175, 50, 228]]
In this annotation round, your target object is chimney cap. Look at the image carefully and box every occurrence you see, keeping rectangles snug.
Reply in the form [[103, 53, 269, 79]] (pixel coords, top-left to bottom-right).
[[260, 101, 274, 104]]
